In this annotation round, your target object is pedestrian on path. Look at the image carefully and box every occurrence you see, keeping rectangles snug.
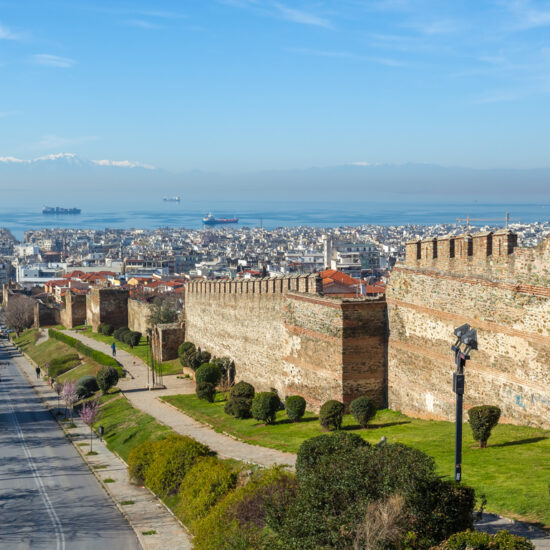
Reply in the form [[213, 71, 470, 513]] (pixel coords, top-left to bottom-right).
[[111, 342, 116, 357], [35, 366, 41, 379]]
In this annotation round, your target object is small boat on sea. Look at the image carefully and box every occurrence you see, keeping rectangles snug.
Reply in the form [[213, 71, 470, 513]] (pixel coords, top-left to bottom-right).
[[202, 212, 239, 225]]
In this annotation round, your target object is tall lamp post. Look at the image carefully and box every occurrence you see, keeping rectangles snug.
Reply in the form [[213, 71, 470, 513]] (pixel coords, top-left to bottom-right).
[[451, 323, 478, 483]]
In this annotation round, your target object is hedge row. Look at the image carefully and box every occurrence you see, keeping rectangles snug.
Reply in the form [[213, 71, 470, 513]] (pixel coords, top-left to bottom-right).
[[48, 329, 124, 376]]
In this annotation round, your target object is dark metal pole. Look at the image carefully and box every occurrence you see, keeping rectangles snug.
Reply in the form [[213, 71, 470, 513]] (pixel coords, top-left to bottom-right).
[[453, 352, 465, 482]]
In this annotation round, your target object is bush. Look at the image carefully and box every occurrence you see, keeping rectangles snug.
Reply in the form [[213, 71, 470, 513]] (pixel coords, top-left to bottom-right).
[[196, 381, 216, 403], [128, 440, 161, 485], [193, 467, 295, 550], [468, 406, 501, 448], [191, 350, 212, 370], [98, 323, 114, 336], [350, 396, 377, 428], [230, 381, 255, 399], [176, 456, 237, 528], [143, 434, 211, 497], [319, 399, 345, 431], [296, 431, 368, 479], [128, 330, 142, 347], [437, 530, 535, 550], [113, 327, 129, 341], [270, 440, 474, 550], [178, 341, 196, 357], [285, 395, 306, 422], [48, 353, 80, 377], [225, 397, 253, 419], [195, 363, 222, 386], [96, 366, 119, 394], [76, 375, 99, 399], [211, 357, 235, 386], [251, 392, 280, 424]]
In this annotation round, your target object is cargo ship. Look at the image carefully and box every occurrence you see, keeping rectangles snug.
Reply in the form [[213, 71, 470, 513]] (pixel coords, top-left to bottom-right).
[[202, 212, 239, 226], [42, 206, 81, 215]]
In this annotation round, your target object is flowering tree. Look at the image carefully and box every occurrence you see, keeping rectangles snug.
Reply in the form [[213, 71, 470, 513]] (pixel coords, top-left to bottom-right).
[[79, 400, 101, 451], [61, 381, 78, 420]]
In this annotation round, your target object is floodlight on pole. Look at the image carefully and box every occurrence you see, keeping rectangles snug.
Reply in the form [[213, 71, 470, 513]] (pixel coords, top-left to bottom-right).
[[451, 324, 478, 482]]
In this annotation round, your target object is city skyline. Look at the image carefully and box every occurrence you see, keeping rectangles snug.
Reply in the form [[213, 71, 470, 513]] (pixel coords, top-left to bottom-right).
[[1, 0, 550, 180]]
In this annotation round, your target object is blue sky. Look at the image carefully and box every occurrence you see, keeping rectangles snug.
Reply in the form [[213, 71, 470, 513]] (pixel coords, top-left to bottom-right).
[[1, 0, 550, 172]]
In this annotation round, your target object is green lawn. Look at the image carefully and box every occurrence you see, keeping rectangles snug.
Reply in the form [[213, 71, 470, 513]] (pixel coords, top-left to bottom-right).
[[93, 391, 172, 461], [162, 393, 550, 527], [57, 361, 102, 383], [78, 327, 182, 375]]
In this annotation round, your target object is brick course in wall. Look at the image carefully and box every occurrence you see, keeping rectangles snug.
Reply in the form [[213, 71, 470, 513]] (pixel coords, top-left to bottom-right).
[[388, 230, 550, 429], [185, 275, 387, 411]]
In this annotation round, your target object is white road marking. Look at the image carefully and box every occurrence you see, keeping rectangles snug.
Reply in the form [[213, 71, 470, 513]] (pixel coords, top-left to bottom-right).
[[4, 366, 66, 550]]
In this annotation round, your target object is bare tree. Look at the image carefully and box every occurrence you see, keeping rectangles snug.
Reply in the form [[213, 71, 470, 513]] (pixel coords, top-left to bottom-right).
[[79, 400, 101, 452], [3, 295, 34, 336], [354, 495, 405, 550], [147, 295, 179, 325]]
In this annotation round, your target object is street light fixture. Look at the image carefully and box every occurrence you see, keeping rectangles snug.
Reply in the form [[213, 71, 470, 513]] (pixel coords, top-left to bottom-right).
[[451, 323, 478, 482]]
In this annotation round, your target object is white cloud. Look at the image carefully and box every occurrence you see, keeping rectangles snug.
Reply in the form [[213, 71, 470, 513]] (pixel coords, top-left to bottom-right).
[[92, 159, 156, 169], [32, 54, 76, 68], [273, 2, 332, 28], [288, 47, 406, 66], [0, 22, 24, 41], [0, 156, 27, 163], [125, 19, 161, 29], [350, 161, 371, 166]]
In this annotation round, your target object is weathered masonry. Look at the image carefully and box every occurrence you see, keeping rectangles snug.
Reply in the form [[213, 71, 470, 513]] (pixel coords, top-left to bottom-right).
[[86, 288, 129, 332], [185, 274, 387, 411], [387, 230, 550, 429]]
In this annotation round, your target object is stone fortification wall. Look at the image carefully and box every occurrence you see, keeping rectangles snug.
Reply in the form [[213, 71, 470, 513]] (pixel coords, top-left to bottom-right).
[[34, 301, 61, 328], [86, 288, 129, 332], [388, 231, 550, 428], [60, 293, 86, 329], [185, 275, 386, 410], [128, 299, 153, 334], [152, 322, 185, 363]]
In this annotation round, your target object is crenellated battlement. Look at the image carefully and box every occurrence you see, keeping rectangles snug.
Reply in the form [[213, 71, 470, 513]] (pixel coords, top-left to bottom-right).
[[186, 273, 323, 295]]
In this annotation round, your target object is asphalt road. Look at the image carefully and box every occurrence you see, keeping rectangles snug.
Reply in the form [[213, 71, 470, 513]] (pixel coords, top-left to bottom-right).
[[0, 340, 140, 550]]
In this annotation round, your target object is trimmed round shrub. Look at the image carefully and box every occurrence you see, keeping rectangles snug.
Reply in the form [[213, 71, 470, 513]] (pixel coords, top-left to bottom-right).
[[319, 399, 345, 431], [178, 341, 195, 356], [437, 529, 534, 550], [251, 392, 280, 424], [225, 397, 252, 419], [76, 375, 99, 399], [285, 395, 306, 422], [196, 381, 216, 403], [114, 327, 130, 341], [98, 323, 114, 336], [96, 366, 119, 394], [176, 456, 237, 528], [191, 350, 212, 370], [468, 405, 501, 447], [195, 363, 222, 386], [128, 440, 161, 484], [128, 330, 142, 347], [229, 381, 255, 399], [350, 396, 377, 428], [144, 434, 211, 497], [296, 431, 368, 479]]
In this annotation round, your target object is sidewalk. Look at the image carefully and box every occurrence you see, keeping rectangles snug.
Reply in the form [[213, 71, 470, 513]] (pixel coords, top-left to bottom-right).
[[10, 341, 193, 550], [61, 331, 549, 548], [62, 330, 296, 468]]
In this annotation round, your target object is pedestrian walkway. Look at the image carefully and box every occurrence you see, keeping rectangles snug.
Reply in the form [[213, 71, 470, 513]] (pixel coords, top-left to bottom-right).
[[61, 330, 549, 548], [10, 341, 192, 550], [62, 330, 296, 468]]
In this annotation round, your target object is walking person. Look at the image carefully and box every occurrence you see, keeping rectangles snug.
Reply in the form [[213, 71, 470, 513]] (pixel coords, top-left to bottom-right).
[[35, 366, 41, 379], [111, 342, 116, 357]]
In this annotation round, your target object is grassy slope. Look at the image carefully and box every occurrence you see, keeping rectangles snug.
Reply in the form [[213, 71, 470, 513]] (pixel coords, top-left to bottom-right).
[[79, 327, 182, 375], [93, 391, 172, 461], [162, 393, 550, 526], [57, 361, 102, 383]]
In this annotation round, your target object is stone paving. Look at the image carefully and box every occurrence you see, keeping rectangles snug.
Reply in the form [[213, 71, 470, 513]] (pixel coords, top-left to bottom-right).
[[61, 330, 549, 548], [12, 342, 192, 550], [62, 330, 297, 468]]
